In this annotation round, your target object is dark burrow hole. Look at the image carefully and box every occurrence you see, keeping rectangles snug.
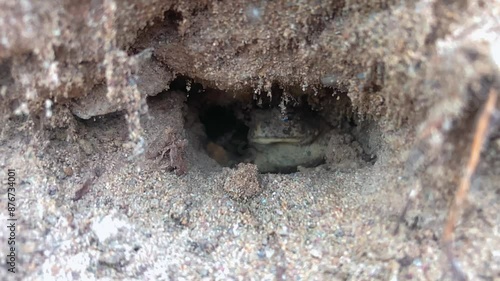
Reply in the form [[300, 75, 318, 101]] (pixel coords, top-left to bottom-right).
[[170, 77, 379, 174], [199, 106, 249, 160]]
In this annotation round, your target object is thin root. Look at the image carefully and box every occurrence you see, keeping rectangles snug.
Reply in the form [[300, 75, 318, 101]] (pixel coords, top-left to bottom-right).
[[442, 88, 498, 281], [394, 181, 421, 235]]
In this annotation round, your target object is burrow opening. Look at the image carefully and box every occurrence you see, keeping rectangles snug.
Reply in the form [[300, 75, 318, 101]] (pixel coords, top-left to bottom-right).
[[169, 77, 379, 174]]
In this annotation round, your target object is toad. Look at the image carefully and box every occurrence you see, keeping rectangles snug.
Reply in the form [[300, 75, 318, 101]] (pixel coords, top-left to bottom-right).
[[247, 109, 331, 173], [248, 109, 322, 145]]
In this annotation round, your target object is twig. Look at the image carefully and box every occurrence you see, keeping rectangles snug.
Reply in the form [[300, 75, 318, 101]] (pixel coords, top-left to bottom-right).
[[442, 88, 497, 281]]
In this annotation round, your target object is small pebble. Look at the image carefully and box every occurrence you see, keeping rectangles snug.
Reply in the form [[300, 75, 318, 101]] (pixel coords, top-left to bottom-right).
[[257, 248, 266, 259], [265, 248, 275, 258], [310, 248, 322, 259], [63, 166, 73, 177]]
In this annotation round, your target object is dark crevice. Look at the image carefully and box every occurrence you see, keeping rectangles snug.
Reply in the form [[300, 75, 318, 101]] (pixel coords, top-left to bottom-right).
[[171, 76, 379, 173]]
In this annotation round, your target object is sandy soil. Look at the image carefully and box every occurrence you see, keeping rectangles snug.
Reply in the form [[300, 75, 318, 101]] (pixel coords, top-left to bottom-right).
[[0, 89, 498, 280], [0, 0, 499, 280]]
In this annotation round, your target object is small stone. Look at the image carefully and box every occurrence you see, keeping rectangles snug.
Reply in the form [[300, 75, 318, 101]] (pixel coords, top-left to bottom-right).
[[265, 248, 275, 258], [63, 166, 73, 177], [48, 186, 58, 196], [257, 248, 266, 259], [198, 268, 209, 277], [310, 248, 322, 259], [277, 225, 289, 236]]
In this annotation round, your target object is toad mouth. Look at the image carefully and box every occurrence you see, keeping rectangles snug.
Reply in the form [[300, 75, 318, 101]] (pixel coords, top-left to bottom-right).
[[249, 137, 304, 144]]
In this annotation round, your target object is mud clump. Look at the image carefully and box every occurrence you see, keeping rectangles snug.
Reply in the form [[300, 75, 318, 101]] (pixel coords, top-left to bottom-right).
[[223, 163, 261, 200], [326, 133, 366, 171], [145, 91, 188, 175]]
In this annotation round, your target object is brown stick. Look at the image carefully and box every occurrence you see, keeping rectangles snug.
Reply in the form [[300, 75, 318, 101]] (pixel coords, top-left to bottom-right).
[[442, 88, 497, 280]]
